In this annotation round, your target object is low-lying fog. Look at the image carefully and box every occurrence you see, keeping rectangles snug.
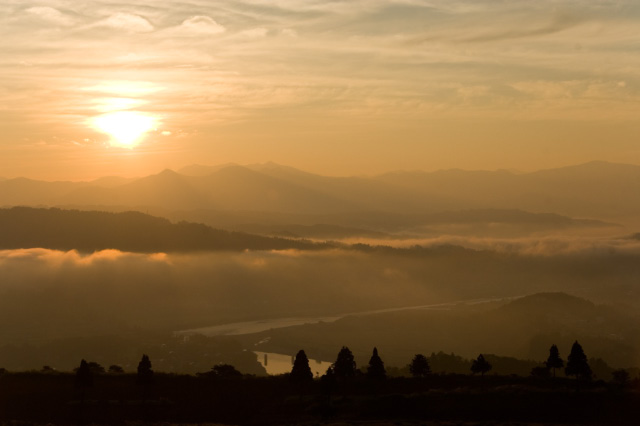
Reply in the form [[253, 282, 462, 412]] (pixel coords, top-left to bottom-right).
[[1, 235, 639, 347]]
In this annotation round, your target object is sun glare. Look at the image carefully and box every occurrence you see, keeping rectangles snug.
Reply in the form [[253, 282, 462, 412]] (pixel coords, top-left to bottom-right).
[[92, 111, 155, 148]]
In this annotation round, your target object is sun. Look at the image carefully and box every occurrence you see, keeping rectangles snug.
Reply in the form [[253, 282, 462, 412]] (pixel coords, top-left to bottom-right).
[[92, 111, 156, 148]]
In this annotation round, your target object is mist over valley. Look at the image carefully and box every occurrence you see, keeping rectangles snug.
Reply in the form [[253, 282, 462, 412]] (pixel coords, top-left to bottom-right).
[[0, 162, 639, 383]]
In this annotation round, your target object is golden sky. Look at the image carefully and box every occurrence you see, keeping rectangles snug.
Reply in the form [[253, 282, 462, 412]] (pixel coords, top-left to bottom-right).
[[1, 0, 639, 180]]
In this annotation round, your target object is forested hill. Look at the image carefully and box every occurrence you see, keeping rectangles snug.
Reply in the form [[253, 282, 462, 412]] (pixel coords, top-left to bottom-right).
[[0, 207, 324, 252]]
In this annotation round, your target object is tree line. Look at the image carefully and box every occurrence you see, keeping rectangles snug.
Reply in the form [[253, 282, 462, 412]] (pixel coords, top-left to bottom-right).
[[2, 342, 638, 425], [59, 339, 633, 394], [289, 340, 624, 384]]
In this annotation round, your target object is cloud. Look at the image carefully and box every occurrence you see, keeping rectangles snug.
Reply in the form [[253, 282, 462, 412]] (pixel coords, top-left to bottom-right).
[[335, 235, 640, 256], [25, 6, 74, 26], [459, 13, 585, 43], [82, 81, 164, 96], [176, 16, 226, 35], [3, 0, 640, 179], [96, 12, 154, 33], [0, 248, 165, 272], [403, 9, 587, 46], [281, 28, 298, 38], [239, 27, 269, 39]]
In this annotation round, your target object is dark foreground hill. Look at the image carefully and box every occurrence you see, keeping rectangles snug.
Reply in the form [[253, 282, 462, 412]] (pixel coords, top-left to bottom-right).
[[1, 371, 639, 425], [0, 207, 323, 252]]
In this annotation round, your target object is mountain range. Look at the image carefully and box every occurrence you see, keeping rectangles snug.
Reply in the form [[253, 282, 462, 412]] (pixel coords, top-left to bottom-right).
[[0, 161, 636, 237]]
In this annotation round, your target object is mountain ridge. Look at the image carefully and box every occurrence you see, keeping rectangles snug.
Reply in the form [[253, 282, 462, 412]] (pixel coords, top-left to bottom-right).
[[0, 161, 638, 226], [0, 206, 324, 253]]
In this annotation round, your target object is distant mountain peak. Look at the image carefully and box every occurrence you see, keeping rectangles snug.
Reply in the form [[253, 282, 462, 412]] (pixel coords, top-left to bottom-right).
[[158, 168, 179, 176]]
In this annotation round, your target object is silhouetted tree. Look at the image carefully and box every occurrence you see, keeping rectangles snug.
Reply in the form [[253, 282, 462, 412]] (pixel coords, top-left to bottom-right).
[[545, 344, 564, 377], [612, 369, 630, 388], [137, 354, 154, 385], [589, 357, 612, 380], [366, 347, 386, 380], [471, 354, 492, 377], [321, 366, 337, 402], [87, 361, 105, 374], [429, 351, 470, 374], [565, 341, 592, 381], [290, 350, 313, 383], [530, 365, 551, 378], [41, 365, 56, 373], [333, 346, 356, 379], [409, 354, 431, 378], [75, 359, 93, 403], [108, 364, 124, 374], [211, 364, 242, 378]]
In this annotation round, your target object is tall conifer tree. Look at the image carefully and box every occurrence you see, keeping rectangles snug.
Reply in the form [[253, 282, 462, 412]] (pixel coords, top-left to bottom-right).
[[290, 349, 313, 383], [366, 347, 386, 380], [333, 346, 356, 379], [565, 341, 592, 381], [545, 344, 564, 377]]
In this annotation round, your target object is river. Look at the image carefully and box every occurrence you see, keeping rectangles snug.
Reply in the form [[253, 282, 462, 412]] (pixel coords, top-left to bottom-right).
[[176, 296, 519, 376], [176, 296, 517, 337]]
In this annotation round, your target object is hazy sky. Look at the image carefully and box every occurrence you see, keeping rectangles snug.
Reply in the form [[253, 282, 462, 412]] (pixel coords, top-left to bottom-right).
[[1, 0, 639, 180]]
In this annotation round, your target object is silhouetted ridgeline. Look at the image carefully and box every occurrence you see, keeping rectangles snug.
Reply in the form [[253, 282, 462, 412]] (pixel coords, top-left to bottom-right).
[[1, 161, 638, 227], [0, 207, 325, 252]]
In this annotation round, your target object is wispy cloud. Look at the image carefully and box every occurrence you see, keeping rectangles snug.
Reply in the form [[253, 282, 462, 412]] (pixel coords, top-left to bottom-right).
[[2, 0, 640, 177], [173, 15, 226, 35], [458, 13, 585, 43], [25, 6, 75, 26], [93, 12, 155, 33], [337, 235, 640, 256]]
